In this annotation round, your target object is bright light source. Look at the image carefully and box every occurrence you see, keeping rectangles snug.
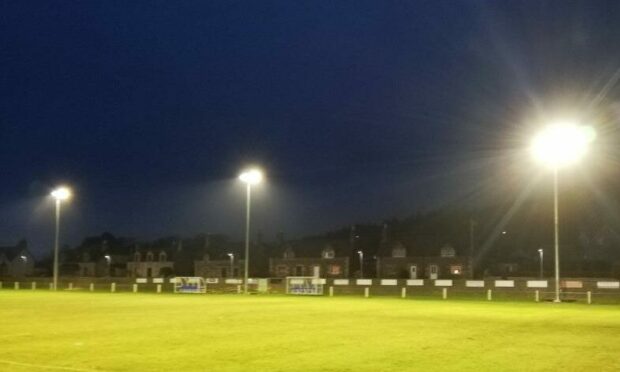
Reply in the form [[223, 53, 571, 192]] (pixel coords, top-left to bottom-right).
[[20, 255, 27, 262], [104, 255, 111, 263], [51, 186, 72, 201], [531, 122, 596, 168], [239, 169, 263, 185], [227, 253, 234, 258]]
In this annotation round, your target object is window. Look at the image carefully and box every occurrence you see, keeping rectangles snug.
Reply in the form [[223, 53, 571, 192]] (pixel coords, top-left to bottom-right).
[[328, 264, 341, 275], [450, 265, 463, 275], [159, 252, 167, 262], [276, 265, 288, 277], [322, 248, 335, 259]]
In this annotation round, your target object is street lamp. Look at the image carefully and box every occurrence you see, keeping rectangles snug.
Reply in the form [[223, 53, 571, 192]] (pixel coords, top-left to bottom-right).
[[357, 250, 364, 278], [104, 255, 111, 277], [531, 122, 595, 302], [239, 168, 263, 294], [51, 186, 72, 291], [227, 253, 234, 278], [537, 249, 544, 279]]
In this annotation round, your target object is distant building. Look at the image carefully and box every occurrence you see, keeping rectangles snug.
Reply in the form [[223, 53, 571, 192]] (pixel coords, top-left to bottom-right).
[[269, 241, 349, 278], [0, 240, 35, 277], [194, 253, 245, 278], [127, 247, 174, 278], [376, 243, 469, 279]]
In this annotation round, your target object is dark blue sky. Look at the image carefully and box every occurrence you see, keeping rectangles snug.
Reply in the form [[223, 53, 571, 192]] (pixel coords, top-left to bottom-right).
[[2, 1, 620, 255]]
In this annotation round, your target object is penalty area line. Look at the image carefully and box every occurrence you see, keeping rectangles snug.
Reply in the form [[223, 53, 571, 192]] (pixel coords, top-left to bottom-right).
[[0, 359, 105, 372]]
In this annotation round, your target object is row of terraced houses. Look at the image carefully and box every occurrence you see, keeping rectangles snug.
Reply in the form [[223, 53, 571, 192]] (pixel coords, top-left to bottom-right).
[[0, 232, 472, 280]]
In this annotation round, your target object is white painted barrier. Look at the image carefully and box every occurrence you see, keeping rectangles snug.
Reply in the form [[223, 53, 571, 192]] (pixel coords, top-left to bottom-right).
[[494, 280, 514, 288], [527, 280, 548, 288], [380, 279, 397, 286], [597, 281, 620, 289], [356, 279, 372, 286], [206, 278, 219, 284], [466, 280, 485, 288], [136, 278, 148, 284], [312, 278, 327, 285], [406, 279, 424, 286], [152, 278, 164, 284], [434, 280, 453, 287], [225, 279, 242, 284], [334, 279, 349, 286]]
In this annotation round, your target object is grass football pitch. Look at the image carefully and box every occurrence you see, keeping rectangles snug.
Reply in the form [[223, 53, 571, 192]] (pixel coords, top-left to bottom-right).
[[0, 291, 619, 371]]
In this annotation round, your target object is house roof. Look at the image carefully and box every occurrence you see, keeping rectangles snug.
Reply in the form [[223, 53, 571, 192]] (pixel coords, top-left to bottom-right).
[[0, 240, 31, 261]]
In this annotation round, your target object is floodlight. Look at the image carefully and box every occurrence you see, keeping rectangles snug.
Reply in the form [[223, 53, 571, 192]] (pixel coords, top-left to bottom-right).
[[239, 169, 263, 185], [530, 123, 595, 168], [51, 186, 72, 201]]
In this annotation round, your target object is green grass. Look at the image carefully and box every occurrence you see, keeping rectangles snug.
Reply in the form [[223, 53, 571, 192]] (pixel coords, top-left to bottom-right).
[[0, 292, 619, 371]]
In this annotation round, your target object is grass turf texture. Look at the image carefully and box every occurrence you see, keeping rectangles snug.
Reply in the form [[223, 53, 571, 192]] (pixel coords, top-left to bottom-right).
[[0, 292, 619, 371]]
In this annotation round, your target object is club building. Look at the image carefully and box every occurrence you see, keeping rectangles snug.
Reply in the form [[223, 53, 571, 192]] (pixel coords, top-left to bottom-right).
[[376, 242, 470, 279]]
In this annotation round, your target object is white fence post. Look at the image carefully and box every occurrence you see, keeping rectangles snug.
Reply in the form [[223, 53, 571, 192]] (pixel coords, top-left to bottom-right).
[[401, 287, 406, 298], [14, 282, 19, 290], [329, 286, 334, 297], [89, 283, 94, 292], [236, 285, 241, 294], [364, 287, 369, 298], [31, 282, 36, 290], [487, 289, 492, 301], [111, 282, 116, 293], [535, 290, 539, 302], [157, 284, 162, 293], [587, 291, 592, 304], [132, 284, 138, 293], [68, 282, 73, 290], [442, 287, 447, 300], [49, 282, 54, 290]]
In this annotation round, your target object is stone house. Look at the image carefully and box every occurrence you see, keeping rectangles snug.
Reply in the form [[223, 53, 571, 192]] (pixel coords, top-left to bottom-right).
[[376, 243, 470, 279], [194, 253, 245, 278], [0, 240, 35, 277], [269, 240, 349, 278]]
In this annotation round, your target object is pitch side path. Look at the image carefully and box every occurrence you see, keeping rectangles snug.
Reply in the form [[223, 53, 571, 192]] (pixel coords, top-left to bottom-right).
[[0, 292, 619, 371]]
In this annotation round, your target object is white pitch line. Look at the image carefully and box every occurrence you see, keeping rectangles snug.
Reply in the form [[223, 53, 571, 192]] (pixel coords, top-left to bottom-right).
[[0, 359, 106, 372]]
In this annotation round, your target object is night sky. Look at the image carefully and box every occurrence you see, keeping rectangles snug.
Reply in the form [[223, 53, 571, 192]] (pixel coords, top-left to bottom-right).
[[2, 1, 620, 256]]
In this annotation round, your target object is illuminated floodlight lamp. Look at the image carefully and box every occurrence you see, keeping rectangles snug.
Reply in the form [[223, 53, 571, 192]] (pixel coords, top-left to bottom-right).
[[530, 122, 596, 169], [239, 169, 263, 185], [51, 186, 72, 201]]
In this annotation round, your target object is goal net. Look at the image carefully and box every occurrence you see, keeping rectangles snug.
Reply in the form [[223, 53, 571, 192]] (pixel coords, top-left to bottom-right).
[[285, 276, 324, 295], [173, 277, 207, 294]]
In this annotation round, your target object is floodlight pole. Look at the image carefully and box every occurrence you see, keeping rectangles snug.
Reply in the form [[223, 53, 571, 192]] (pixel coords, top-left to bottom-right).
[[243, 183, 251, 294], [53, 199, 61, 291], [553, 167, 561, 303]]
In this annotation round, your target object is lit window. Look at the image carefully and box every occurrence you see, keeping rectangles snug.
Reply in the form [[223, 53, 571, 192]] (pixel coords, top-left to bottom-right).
[[328, 265, 341, 275], [451, 265, 462, 275]]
